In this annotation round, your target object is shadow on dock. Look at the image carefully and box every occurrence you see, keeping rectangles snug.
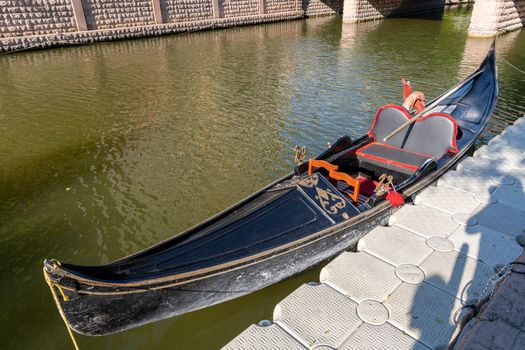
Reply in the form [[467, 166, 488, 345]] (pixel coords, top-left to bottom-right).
[[410, 164, 525, 349]]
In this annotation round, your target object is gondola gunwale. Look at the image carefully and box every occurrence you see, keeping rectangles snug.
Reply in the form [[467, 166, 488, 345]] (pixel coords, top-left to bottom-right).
[[46, 134, 475, 294], [45, 141, 477, 336], [45, 43, 496, 293]]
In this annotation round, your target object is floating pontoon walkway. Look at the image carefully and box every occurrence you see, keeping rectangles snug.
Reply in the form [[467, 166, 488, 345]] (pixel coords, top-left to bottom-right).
[[223, 117, 525, 350]]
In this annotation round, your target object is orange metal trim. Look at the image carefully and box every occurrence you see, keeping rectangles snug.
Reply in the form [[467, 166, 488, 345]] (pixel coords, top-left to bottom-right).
[[308, 159, 339, 175], [328, 170, 361, 203], [308, 159, 360, 203]]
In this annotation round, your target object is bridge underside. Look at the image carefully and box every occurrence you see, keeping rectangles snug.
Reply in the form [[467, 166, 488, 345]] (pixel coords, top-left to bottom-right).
[[342, 0, 448, 23], [341, 0, 525, 36]]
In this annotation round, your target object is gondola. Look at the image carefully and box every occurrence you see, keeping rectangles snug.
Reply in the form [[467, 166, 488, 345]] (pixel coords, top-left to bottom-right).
[[44, 43, 498, 337]]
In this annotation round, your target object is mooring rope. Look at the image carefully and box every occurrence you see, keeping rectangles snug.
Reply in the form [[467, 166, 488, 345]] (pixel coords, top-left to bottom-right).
[[502, 57, 525, 76], [447, 261, 525, 349], [43, 267, 80, 350]]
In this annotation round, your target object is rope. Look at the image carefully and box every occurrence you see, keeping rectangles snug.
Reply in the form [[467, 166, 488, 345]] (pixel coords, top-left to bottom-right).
[[447, 296, 489, 350], [446, 261, 523, 349], [293, 145, 307, 165], [43, 268, 80, 350], [502, 58, 525, 76], [408, 57, 525, 89], [478, 263, 512, 301]]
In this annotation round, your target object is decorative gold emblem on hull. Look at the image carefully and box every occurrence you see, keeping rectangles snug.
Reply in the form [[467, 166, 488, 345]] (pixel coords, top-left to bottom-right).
[[314, 186, 346, 215]]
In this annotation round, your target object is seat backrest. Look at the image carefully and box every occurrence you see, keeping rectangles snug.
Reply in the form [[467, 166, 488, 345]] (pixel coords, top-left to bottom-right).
[[368, 104, 411, 142], [368, 105, 458, 158]]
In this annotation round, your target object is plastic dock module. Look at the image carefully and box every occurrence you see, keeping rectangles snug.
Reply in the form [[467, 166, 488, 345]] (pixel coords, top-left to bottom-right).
[[388, 204, 460, 238], [222, 322, 306, 350], [319, 252, 401, 302], [491, 183, 525, 210], [273, 283, 362, 348], [419, 250, 493, 301], [447, 224, 522, 267], [437, 170, 501, 197], [414, 186, 483, 214], [224, 117, 525, 350]]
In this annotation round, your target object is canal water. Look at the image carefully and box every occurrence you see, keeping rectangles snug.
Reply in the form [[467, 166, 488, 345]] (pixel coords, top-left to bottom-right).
[[1, 8, 524, 350]]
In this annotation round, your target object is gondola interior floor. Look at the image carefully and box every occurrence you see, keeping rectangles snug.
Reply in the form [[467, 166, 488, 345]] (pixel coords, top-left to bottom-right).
[[223, 116, 525, 350]]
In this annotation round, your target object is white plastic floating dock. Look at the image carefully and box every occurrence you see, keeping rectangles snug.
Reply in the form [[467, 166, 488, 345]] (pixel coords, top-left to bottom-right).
[[223, 117, 525, 350]]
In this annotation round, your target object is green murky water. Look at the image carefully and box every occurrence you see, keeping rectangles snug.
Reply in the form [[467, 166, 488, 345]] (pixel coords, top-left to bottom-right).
[[1, 8, 524, 350]]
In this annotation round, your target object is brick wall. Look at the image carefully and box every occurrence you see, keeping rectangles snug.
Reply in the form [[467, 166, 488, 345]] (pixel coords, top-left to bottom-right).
[[266, 0, 297, 13], [161, 0, 214, 23], [82, 0, 155, 30], [220, 0, 259, 18], [5, 0, 521, 53], [0, 0, 339, 39], [0, 0, 77, 38]]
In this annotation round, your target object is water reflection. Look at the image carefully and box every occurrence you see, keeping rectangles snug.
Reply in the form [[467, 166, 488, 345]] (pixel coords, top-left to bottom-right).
[[0, 10, 524, 350]]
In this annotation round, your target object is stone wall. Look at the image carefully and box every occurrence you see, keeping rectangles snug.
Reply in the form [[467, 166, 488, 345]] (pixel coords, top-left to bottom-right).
[[266, 0, 297, 13], [0, 0, 77, 38], [4, 0, 520, 53], [343, 0, 446, 22], [221, 0, 259, 17], [161, 0, 214, 22], [469, 0, 525, 36], [82, 0, 155, 30], [303, 0, 343, 16], [0, 11, 304, 52]]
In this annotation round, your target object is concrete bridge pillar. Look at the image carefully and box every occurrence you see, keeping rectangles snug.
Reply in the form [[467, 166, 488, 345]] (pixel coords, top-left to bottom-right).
[[342, 0, 446, 23], [469, 0, 525, 36]]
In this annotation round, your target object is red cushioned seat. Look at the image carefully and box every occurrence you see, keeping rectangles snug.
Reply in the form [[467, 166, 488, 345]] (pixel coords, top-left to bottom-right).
[[357, 104, 458, 175], [356, 142, 433, 175]]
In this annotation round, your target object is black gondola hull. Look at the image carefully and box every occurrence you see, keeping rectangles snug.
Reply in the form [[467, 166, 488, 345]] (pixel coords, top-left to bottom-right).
[[44, 42, 498, 337], [46, 209, 389, 335]]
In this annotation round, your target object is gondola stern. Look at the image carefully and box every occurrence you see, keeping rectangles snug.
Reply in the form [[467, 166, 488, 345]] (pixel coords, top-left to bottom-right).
[[43, 258, 86, 339], [43, 260, 130, 337]]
